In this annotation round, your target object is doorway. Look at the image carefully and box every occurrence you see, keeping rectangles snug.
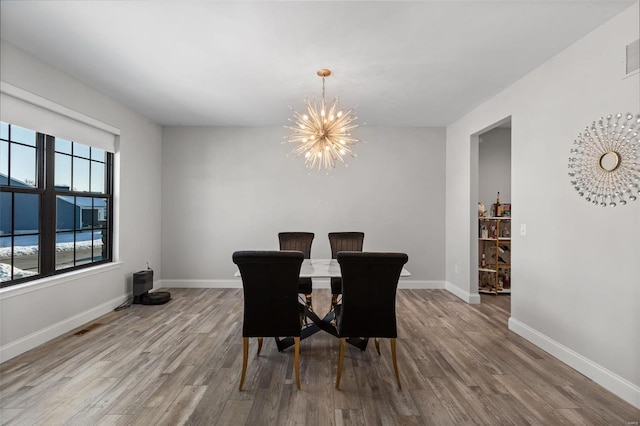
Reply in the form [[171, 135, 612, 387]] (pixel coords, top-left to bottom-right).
[[474, 118, 512, 312]]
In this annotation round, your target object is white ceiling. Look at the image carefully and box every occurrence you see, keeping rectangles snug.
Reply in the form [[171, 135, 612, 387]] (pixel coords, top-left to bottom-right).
[[0, 1, 635, 127]]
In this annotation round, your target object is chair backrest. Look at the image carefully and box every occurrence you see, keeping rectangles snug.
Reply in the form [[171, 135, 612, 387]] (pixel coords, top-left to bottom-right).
[[233, 250, 304, 337], [278, 232, 314, 259], [328, 232, 365, 295], [328, 232, 364, 258], [336, 252, 408, 338]]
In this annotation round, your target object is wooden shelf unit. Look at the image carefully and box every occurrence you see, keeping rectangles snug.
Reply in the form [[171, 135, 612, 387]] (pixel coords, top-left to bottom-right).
[[478, 217, 511, 295]]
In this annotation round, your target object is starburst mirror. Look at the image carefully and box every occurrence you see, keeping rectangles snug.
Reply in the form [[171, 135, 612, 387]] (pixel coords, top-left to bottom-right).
[[568, 113, 640, 206]]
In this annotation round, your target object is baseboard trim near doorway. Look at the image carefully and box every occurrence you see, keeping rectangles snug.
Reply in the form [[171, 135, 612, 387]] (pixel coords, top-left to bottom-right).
[[444, 281, 481, 304]]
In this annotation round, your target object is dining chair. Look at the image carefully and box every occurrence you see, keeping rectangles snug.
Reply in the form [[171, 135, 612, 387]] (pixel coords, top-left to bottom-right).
[[334, 251, 408, 390], [278, 232, 314, 307], [328, 232, 364, 308], [232, 250, 304, 390]]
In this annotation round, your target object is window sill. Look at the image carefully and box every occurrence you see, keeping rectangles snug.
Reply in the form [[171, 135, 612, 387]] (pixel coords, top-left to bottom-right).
[[0, 262, 123, 300]]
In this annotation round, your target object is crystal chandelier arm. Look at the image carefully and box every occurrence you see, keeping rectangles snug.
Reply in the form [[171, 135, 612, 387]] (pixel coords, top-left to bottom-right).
[[288, 115, 314, 135]]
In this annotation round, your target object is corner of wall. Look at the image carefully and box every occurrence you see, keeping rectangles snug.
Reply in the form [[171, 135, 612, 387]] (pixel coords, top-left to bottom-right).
[[445, 281, 481, 304]]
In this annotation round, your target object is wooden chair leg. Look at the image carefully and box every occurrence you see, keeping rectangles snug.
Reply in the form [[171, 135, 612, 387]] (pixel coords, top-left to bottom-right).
[[257, 337, 263, 356], [239, 337, 249, 391], [336, 337, 346, 389], [294, 336, 301, 389], [331, 294, 339, 311], [330, 295, 341, 327], [374, 338, 381, 355], [390, 338, 401, 390], [302, 295, 311, 326], [305, 294, 312, 309]]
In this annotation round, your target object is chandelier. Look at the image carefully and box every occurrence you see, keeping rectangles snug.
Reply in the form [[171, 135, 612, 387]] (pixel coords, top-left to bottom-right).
[[285, 69, 360, 171]]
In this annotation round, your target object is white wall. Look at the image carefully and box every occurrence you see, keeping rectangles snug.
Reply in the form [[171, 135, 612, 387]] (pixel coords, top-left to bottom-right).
[[161, 126, 446, 288], [478, 127, 511, 211], [446, 3, 639, 407], [0, 40, 163, 362]]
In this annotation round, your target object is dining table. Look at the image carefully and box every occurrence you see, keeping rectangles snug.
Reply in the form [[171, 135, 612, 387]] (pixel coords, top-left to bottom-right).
[[235, 258, 411, 351], [234, 258, 411, 279]]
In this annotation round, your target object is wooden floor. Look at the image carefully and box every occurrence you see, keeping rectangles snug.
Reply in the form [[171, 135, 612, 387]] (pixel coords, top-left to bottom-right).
[[1, 289, 638, 425]]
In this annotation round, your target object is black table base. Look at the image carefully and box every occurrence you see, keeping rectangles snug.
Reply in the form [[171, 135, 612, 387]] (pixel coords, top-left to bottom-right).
[[274, 303, 369, 352]]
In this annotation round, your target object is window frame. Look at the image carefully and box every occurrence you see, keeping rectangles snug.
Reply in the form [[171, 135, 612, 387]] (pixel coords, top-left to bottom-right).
[[1, 124, 114, 287]]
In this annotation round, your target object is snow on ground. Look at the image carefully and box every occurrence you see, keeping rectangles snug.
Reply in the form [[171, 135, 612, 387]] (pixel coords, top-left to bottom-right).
[[0, 239, 102, 257], [0, 240, 103, 281], [0, 263, 37, 281]]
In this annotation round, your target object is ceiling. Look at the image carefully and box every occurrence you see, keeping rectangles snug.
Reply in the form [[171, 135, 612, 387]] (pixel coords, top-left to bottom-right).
[[0, 1, 635, 127]]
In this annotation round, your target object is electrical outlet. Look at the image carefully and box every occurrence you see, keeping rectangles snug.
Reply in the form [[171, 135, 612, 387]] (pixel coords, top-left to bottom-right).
[[520, 224, 527, 236], [454, 264, 459, 274]]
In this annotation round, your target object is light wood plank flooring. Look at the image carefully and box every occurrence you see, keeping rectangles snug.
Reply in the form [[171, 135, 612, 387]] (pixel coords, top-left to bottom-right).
[[1, 289, 638, 425]]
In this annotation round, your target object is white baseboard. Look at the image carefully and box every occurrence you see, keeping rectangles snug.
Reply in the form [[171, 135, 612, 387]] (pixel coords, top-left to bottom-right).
[[399, 280, 445, 289], [509, 317, 640, 409], [444, 281, 481, 304], [0, 294, 128, 363], [157, 279, 445, 290], [158, 279, 242, 289]]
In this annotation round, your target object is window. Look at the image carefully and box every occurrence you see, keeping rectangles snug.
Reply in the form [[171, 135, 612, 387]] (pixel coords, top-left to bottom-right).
[[0, 122, 113, 287]]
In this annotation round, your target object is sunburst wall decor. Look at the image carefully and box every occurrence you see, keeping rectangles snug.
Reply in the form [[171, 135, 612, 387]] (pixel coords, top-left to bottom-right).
[[285, 69, 360, 171], [568, 113, 640, 206]]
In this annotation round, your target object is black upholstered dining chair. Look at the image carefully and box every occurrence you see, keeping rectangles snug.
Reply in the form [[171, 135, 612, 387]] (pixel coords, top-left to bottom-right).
[[232, 250, 304, 390], [278, 232, 314, 307], [334, 251, 408, 390], [328, 232, 364, 308]]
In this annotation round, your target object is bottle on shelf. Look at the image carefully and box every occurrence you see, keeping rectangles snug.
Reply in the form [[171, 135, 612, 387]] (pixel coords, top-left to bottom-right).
[[495, 191, 501, 217], [501, 224, 510, 238], [481, 225, 489, 239], [481, 253, 486, 268], [504, 270, 511, 289]]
